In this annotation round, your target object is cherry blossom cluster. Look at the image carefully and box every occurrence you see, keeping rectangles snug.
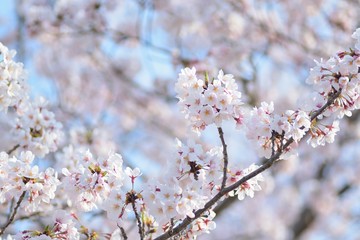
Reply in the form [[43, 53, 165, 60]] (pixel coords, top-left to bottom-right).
[[303, 31, 360, 147], [15, 211, 79, 240], [13, 98, 63, 157], [167, 210, 216, 240], [227, 164, 264, 200], [0, 43, 27, 112], [244, 102, 311, 158], [173, 138, 222, 187], [307, 120, 340, 148], [0, 151, 60, 213], [61, 150, 124, 212], [101, 166, 147, 225], [244, 35, 360, 156], [175, 67, 243, 134], [144, 138, 264, 238], [305, 51, 360, 119], [188, 210, 216, 238], [0, 43, 62, 158], [145, 139, 221, 220]]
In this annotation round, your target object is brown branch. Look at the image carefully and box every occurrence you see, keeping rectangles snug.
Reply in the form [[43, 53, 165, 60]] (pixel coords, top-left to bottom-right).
[[155, 140, 294, 240], [218, 127, 229, 189], [309, 90, 341, 121], [0, 191, 26, 235], [115, 223, 128, 240], [120, 227, 128, 240], [213, 197, 236, 218], [154, 90, 342, 240], [6, 144, 20, 155], [131, 201, 144, 240]]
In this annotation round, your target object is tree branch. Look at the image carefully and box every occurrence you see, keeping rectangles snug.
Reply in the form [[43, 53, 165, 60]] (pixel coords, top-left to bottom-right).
[[131, 201, 144, 240], [154, 90, 342, 240], [0, 191, 26, 235], [7, 144, 20, 155], [218, 127, 228, 189], [117, 224, 128, 240]]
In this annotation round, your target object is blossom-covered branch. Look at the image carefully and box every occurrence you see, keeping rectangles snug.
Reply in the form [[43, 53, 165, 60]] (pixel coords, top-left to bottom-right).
[[155, 85, 343, 240]]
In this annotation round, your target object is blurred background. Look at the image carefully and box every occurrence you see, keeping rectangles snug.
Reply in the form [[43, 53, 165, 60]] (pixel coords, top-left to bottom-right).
[[1, 0, 360, 239]]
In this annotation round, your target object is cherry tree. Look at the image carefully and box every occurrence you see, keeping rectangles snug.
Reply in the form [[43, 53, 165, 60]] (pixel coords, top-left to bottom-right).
[[0, 0, 360, 239]]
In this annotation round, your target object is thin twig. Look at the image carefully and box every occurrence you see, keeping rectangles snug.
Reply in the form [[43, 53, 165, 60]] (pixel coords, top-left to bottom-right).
[[131, 201, 144, 240], [119, 227, 127, 240], [0, 191, 26, 235], [117, 224, 128, 240], [271, 131, 276, 157], [167, 217, 174, 236], [154, 90, 342, 240], [6, 144, 20, 155], [217, 127, 229, 190]]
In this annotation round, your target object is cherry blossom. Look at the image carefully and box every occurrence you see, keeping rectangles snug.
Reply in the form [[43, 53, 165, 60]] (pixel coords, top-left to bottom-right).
[[61, 151, 124, 212], [175, 68, 244, 134], [15, 211, 79, 240], [125, 167, 142, 184], [228, 164, 264, 200], [0, 43, 27, 112], [0, 151, 60, 213], [1, 3, 360, 239], [13, 98, 63, 157]]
